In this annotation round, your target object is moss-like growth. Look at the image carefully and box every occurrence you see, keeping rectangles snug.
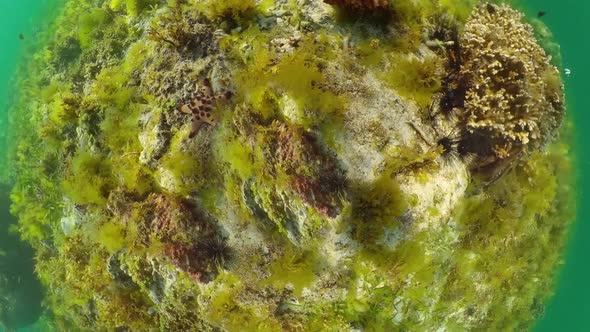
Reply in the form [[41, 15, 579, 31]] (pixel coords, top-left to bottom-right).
[[78, 8, 109, 49], [200, 0, 257, 21], [383, 53, 444, 108], [110, 0, 157, 18], [62, 151, 115, 205], [350, 172, 407, 249]]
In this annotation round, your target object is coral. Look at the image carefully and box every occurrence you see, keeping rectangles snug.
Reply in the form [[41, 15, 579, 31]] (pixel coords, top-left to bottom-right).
[[453, 3, 565, 166]]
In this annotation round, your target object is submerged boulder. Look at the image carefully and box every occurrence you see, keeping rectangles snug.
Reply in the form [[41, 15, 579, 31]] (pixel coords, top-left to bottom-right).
[[4, 1, 573, 331]]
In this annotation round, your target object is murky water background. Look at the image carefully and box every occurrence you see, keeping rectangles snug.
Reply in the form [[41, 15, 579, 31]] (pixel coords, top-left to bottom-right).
[[0, 0, 587, 330]]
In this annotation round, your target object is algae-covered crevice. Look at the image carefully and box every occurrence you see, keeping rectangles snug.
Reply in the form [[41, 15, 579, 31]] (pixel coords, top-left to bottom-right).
[[3, 0, 574, 330]]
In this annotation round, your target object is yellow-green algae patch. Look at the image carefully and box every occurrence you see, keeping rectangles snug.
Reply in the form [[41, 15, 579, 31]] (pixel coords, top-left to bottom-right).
[[2, 0, 574, 331]]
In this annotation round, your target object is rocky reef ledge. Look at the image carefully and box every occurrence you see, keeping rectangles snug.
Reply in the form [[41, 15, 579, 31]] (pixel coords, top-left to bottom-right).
[[3, 0, 574, 330]]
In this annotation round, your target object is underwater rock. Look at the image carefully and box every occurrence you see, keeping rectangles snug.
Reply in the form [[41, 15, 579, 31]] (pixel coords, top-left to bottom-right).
[[107, 250, 138, 290], [4, 0, 574, 331], [323, 0, 391, 11], [139, 109, 171, 167], [60, 203, 83, 235]]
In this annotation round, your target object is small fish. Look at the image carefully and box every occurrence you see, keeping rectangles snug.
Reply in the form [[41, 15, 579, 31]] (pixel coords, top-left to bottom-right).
[[18, 33, 24, 40], [537, 11, 546, 18], [565, 68, 571, 77]]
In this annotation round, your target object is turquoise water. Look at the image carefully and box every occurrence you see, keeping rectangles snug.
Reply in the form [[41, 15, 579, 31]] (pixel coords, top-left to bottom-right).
[[0, 3, 62, 331], [0, 0, 588, 330], [0, 0, 56, 116], [0, 0, 63, 154], [525, 1, 590, 331]]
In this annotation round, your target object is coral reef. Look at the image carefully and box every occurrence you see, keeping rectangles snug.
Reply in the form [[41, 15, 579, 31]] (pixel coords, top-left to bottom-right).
[[2, 0, 574, 331]]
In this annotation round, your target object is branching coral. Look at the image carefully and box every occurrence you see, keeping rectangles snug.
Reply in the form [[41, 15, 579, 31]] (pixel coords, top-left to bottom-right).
[[454, 3, 565, 166]]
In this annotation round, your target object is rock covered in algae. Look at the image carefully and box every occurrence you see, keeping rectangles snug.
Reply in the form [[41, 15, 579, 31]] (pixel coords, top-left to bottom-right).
[[3, 0, 574, 331], [323, 0, 391, 11]]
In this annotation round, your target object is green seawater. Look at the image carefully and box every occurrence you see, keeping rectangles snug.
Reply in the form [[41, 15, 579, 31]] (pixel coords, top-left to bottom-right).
[[0, 2, 63, 331], [0, 0, 587, 331], [525, 1, 590, 331]]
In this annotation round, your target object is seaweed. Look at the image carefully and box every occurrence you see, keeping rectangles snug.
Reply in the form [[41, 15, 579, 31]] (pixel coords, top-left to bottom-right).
[[2, 0, 573, 330]]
